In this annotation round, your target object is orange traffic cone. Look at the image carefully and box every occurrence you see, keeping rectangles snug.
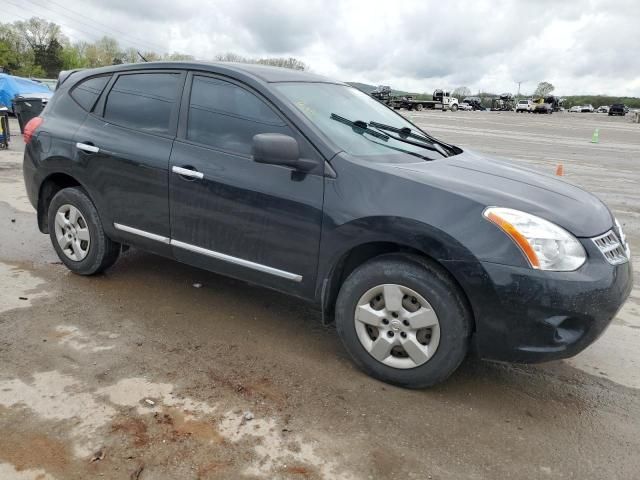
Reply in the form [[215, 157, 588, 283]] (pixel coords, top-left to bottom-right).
[[555, 164, 564, 176]]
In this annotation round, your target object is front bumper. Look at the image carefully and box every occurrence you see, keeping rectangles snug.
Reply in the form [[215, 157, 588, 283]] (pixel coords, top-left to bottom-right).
[[448, 242, 633, 363]]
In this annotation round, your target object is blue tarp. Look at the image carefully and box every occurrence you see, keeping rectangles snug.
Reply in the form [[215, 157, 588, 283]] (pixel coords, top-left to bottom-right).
[[0, 73, 52, 109]]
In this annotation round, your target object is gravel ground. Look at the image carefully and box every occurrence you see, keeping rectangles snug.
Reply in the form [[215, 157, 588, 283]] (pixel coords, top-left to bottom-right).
[[0, 112, 638, 479]]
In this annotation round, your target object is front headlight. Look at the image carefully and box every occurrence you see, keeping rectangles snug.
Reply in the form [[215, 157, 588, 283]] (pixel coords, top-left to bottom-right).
[[483, 207, 586, 271]]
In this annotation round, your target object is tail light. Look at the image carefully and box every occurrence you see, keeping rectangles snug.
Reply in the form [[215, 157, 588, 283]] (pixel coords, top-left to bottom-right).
[[23, 116, 44, 144]]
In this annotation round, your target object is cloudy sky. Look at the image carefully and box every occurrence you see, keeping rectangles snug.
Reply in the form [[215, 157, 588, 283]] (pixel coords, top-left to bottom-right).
[[4, 0, 640, 96]]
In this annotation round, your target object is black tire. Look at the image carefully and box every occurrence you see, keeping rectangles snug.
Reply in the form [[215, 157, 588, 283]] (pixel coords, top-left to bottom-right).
[[450, 104, 458, 112], [48, 187, 120, 275], [415, 104, 424, 112], [335, 254, 472, 388]]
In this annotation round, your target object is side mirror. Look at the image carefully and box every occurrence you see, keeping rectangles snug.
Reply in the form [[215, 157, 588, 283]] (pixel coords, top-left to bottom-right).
[[252, 133, 317, 172]]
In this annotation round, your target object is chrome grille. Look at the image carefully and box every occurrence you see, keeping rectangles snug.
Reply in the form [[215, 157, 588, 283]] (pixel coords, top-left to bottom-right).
[[592, 230, 629, 265]]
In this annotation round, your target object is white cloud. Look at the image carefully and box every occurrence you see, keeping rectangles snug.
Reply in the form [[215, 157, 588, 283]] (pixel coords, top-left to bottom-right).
[[3, 0, 639, 95]]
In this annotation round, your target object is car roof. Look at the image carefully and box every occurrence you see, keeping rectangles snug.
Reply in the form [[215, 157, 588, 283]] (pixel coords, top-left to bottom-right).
[[64, 61, 343, 86]]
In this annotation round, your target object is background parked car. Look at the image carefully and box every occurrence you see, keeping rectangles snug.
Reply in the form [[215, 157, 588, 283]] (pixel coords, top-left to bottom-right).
[[580, 104, 594, 113], [609, 104, 626, 116], [515, 99, 533, 112], [597, 105, 609, 113], [458, 102, 473, 111], [568, 105, 582, 113]]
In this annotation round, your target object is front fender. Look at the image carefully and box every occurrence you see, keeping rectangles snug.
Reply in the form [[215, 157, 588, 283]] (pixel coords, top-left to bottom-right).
[[315, 215, 479, 301]]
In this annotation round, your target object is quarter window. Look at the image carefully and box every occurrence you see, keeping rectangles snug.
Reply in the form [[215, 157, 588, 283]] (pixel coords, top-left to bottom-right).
[[186, 76, 289, 155], [70, 75, 111, 111], [104, 73, 180, 134]]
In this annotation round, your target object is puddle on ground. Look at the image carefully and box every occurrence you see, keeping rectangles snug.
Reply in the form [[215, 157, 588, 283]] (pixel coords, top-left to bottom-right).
[[96, 377, 216, 417], [0, 262, 50, 314], [0, 370, 349, 478], [0, 371, 116, 458], [219, 411, 353, 479], [0, 462, 56, 480], [53, 325, 116, 353], [0, 160, 34, 214]]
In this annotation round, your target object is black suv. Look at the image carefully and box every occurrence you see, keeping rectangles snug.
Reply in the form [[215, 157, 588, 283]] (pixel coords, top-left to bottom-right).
[[22, 62, 632, 387], [609, 104, 626, 116]]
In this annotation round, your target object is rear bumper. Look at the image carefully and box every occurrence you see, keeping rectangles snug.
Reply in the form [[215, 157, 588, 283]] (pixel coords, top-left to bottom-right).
[[446, 247, 633, 363]]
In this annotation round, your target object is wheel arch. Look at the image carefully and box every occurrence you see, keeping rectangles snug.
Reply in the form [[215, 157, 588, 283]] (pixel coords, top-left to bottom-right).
[[319, 239, 477, 335], [37, 172, 85, 233]]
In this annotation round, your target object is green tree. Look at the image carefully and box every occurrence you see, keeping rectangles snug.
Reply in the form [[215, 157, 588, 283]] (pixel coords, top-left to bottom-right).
[[11, 17, 66, 76], [453, 86, 471, 98], [534, 81, 555, 98], [164, 52, 195, 61], [256, 57, 307, 70], [215, 52, 307, 70], [33, 38, 64, 76], [60, 44, 88, 70]]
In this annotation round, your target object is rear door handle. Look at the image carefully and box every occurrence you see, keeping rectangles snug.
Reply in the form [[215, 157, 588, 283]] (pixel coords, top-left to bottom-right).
[[172, 165, 204, 180], [76, 142, 99, 153]]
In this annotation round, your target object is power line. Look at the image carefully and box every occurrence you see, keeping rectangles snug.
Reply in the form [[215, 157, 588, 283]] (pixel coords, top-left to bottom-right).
[[4, 0, 111, 45], [3, 5, 38, 23], [25, 0, 168, 52], [6, 0, 167, 54], [46, 0, 167, 52]]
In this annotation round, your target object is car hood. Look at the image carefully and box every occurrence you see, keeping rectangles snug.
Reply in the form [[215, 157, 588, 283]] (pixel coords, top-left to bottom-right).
[[388, 149, 613, 238]]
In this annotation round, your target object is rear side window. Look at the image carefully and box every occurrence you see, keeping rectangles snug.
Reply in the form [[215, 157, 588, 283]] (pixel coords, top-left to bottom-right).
[[104, 73, 181, 135], [70, 75, 111, 111], [186, 76, 289, 155]]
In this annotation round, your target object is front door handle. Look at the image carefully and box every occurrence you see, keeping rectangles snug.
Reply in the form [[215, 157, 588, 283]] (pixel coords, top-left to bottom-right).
[[172, 165, 204, 180], [76, 142, 99, 153]]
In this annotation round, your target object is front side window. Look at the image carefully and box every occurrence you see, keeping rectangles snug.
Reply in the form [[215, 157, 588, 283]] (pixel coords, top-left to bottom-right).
[[104, 73, 180, 134], [186, 75, 290, 156], [70, 75, 111, 111]]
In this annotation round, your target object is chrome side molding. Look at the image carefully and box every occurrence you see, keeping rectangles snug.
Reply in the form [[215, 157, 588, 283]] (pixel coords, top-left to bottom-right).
[[113, 223, 302, 282], [113, 223, 170, 243]]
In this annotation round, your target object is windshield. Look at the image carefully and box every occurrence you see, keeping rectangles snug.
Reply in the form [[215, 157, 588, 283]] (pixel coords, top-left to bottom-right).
[[275, 82, 450, 159]]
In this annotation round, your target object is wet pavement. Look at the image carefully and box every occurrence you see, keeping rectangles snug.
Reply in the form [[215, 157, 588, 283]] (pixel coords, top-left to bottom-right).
[[1, 113, 639, 479]]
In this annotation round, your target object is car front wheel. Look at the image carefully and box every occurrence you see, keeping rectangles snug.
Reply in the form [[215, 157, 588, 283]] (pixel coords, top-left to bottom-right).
[[48, 187, 121, 275], [335, 254, 472, 388]]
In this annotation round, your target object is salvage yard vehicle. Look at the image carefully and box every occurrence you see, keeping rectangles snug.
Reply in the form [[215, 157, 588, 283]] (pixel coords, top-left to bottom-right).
[[491, 93, 515, 111], [580, 104, 595, 113], [609, 104, 626, 116], [370, 85, 404, 109], [402, 89, 459, 111], [515, 99, 533, 112], [23, 62, 633, 388], [457, 102, 473, 111], [462, 96, 485, 111], [568, 105, 582, 113]]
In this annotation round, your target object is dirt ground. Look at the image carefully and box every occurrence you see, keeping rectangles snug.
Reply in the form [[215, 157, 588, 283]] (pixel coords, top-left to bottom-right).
[[1, 111, 639, 480]]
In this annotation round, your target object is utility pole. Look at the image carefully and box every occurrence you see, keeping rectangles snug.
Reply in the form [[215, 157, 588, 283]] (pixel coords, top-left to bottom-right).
[[516, 81, 522, 98]]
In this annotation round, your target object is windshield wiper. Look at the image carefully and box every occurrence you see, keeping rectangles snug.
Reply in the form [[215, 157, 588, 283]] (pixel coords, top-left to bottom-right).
[[330, 113, 389, 140], [368, 121, 454, 157], [330, 113, 434, 161]]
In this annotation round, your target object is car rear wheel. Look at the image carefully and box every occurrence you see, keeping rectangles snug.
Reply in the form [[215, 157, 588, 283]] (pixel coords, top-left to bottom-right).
[[335, 254, 472, 388], [48, 187, 120, 275]]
